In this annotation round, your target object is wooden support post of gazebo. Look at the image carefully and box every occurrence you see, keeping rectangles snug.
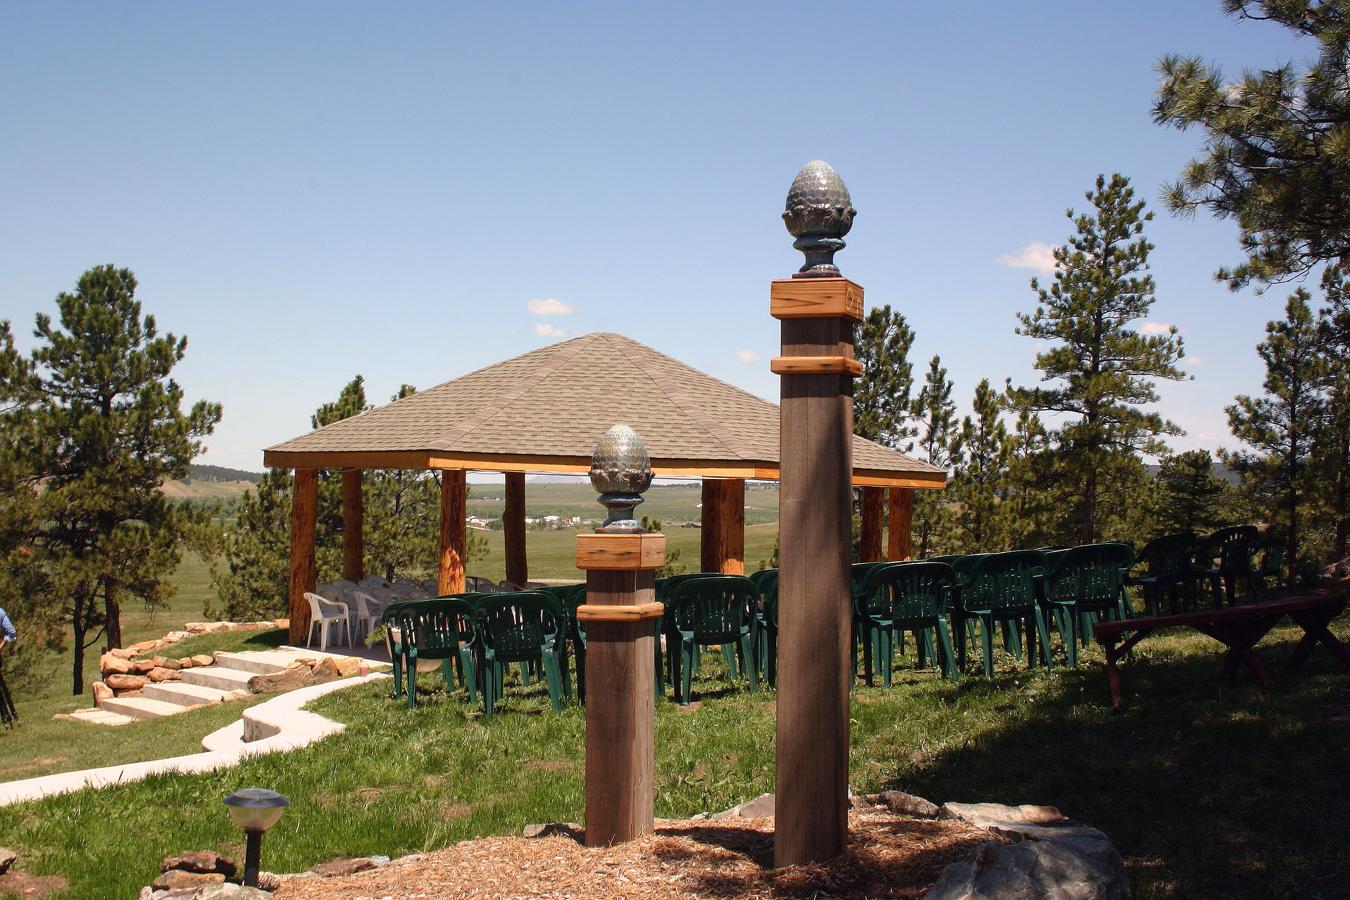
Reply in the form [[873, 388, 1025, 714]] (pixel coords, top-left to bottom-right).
[[773, 160, 863, 867], [288, 468, 318, 644], [887, 487, 913, 561], [439, 469, 467, 595], [341, 468, 363, 582], [860, 485, 884, 562], [504, 471, 528, 586], [700, 478, 745, 574]]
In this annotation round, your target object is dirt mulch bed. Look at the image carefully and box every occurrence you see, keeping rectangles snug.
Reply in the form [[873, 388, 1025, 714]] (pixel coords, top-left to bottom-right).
[[274, 808, 996, 899]]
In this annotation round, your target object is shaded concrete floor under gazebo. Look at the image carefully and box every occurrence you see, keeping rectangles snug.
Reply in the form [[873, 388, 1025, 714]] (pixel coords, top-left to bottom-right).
[[264, 332, 946, 642]]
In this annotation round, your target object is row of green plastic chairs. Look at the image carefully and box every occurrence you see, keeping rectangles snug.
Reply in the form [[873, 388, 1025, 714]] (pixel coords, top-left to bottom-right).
[[1127, 525, 1286, 613]]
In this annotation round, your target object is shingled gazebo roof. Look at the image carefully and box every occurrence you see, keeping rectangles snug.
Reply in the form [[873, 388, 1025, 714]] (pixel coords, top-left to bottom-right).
[[263, 333, 945, 488]]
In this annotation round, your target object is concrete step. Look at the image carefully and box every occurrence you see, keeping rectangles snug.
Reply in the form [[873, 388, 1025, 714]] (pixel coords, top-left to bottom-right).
[[97, 696, 185, 720], [70, 708, 136, 727], [179, 666, 255, 693], [211, 651, 296, 675], [141, 682, 230, 707]]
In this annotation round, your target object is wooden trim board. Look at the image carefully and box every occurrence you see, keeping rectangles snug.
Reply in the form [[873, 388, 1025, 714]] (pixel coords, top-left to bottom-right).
[[770, 278, 864, 321], [576, 602, 665, 622], [769, 356, 863, 376], [576, 533, 667, 570]]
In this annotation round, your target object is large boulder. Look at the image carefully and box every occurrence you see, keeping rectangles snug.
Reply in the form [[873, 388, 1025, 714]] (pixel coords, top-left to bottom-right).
[[247, 664, 317, 694], [105, 674, 149, 691], [99, 653, 133, 676]]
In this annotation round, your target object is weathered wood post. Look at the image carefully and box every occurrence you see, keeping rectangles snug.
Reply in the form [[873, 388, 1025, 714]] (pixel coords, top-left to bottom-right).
[[288, 467, 319, 644], [438, 469, 467, 595], [341, 468, 364, 582], [772, 160, 862, 866], [504, 471, 529, 586], [575, 425, 665, 846]]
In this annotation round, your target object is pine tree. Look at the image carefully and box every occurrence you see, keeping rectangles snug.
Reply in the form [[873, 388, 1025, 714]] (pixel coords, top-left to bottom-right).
[[1010, 173, 1187, 543], [1224, 290, 1326, 579], [1003, 402, 1056, 548], [209, 468, 293, 621], [1316, 267, 1350, 559], [950, 379, 1010, 551], [1151, 450, 1230, 536], [1154, 1, 1350, 290], [910, 356, 959, 555], [313, 376, 370, 581], [363, 386, 441, 582], [9, 266, 221, 692], [854, 305, 916, 450]]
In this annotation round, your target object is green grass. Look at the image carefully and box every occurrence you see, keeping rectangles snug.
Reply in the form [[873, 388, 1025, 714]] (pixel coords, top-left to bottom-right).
[[0, 555, 283, 782], [468, 521, 779, 582], [1, 617, 1346, 898]]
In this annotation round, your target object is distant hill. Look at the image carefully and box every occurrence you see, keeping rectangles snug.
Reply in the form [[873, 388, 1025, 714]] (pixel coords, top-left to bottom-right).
[[1145, 461, 1241, 486], [186, 464, 264, 484]]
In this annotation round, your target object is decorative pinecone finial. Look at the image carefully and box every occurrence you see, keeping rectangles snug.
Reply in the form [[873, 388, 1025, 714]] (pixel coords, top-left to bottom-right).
[[782, 160, 856, 278], [588, 424, 654, 534]]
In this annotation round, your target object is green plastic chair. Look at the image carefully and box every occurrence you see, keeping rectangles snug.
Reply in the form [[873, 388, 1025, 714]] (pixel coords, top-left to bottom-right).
[[656, 572, 723, 688], [957, 550, 1054, 677], [669, 575, 759, 705], [1197, 526, 1261, 607], [394, 597, 481, 710], [857, 561, 958, 682], [850, 561, 893, 681], [750, 569, 779, 687], [1250, 534, 1287, 601], [1042, 543, 1134, 665], [1126, 532, 1198, 615], [378, 600, 418, 698], [474, 591, 566, 717]]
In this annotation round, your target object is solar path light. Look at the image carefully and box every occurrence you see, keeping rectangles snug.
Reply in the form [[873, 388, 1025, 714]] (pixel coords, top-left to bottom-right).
[[223, 787, 290, 887]]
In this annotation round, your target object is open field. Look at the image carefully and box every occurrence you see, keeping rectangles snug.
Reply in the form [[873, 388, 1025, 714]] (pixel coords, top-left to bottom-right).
[[0, 614, 1346, 898], [466, 481, 781, 527]]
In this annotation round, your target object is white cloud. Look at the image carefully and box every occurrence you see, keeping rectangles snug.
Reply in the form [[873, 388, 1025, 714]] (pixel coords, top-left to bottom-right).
[[1139, 321, 1174, 336], [995, 241, 1057, 274], [736, 349, 762, 364], [533, 322, 566, 338], [1187, 355, 1205, 367], [526, 298, 574, 316]]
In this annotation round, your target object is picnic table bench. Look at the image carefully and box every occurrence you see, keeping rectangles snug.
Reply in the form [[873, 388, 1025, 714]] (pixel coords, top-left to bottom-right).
[[1093, 593, 1350, 708]]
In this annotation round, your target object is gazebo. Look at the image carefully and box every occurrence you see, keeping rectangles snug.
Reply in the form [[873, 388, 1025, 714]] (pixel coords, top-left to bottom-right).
[[263, 332, 945, 641]]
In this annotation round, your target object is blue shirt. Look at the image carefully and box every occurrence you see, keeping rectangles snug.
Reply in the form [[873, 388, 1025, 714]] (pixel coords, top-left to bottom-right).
[[0, 608, 14, 642]]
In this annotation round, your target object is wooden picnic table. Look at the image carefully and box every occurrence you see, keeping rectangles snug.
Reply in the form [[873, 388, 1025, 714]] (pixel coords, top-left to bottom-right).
[[1093, 593, 1350, 708]]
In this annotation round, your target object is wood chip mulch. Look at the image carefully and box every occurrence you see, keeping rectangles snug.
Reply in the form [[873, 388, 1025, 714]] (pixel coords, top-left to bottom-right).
[[274, 808, 996, 899]]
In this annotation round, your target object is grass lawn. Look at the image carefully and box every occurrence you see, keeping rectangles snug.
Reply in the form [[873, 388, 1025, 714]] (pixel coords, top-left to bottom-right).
[[0, 615, 1346, 898]]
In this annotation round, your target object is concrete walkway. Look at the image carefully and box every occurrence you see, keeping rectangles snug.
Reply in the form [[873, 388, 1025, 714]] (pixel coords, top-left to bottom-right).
[[0, 672, 389, 806]]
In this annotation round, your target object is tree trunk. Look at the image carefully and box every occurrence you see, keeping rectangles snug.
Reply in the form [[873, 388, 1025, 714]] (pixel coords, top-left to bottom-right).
[[103, 578, 122, 650], [71, 593, 89, 695]]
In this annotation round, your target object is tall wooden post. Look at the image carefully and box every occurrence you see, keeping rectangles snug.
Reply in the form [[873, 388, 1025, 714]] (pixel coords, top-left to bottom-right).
[[887, 487, 914, 561], [860, 486, 884, 562], [341, 468, 364, 582], [773, 159, 863, 867], [577, 424, 664, 846], [504, 471, 528, 586], [439, 469, 467, 595], [288, 468, 318, 644], [700, 478, 746, 574]]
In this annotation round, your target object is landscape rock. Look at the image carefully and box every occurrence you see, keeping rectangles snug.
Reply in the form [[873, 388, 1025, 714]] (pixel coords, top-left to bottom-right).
[[876, 790, 941, 818], [148, 666, 181, 683], [940, 802, 1069, 829], [224, 689, 251, 701], [196, 883, 272, 899], [333, 657, 363, 677], [274, 618, 289, 629], [91, 681, 113, 706], [129, 639, 162, 652], [131, 659, 159, 676], [108, 647, 138, 659], [310, 657, 343, 681], [923, 837, 1127, 900], [191, 655, 215, 667], [161, 850, 236, 877], [311, 857, 379, 877], [105, 673, 149, 691], [521, 823, 579, 839], [117, 689, 143, 698], [150, 869, 225, 891], [248, 666, 318, 694], [737, 792, 776, 818], [0, 847, 16, 875], [99, 653, 133, 676], [177, 657, 196, 668], [151, 656, 181, 671], [164, 630, 193, 643]]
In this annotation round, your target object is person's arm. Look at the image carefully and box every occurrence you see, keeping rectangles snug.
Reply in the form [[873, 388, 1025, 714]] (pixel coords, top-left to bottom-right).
[[0, 609, 15, 643]]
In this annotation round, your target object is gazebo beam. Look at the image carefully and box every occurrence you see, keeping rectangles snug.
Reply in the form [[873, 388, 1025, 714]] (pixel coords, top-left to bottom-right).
[[341, 468, 363, 582], [439, 469, 467, 595], [288, 468, 318, 644], [887, 487, 914, 561], [504, 471, 528, 587], [700, 478, 745, 574], [860, 486, 884, 562]]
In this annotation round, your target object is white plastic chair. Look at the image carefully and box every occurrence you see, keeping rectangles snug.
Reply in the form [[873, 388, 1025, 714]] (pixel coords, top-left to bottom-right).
[[304, 592, 352, 651], [350, 591, 384, 643]]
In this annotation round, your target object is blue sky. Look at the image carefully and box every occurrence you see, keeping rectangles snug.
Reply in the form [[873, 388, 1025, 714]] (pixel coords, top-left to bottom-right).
[[0, 3, 1316, 471]]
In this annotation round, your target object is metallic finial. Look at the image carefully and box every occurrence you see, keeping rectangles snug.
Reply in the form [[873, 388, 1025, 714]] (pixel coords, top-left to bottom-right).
[[588, 425, 654, 534], [782, 160, 856, 278]]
